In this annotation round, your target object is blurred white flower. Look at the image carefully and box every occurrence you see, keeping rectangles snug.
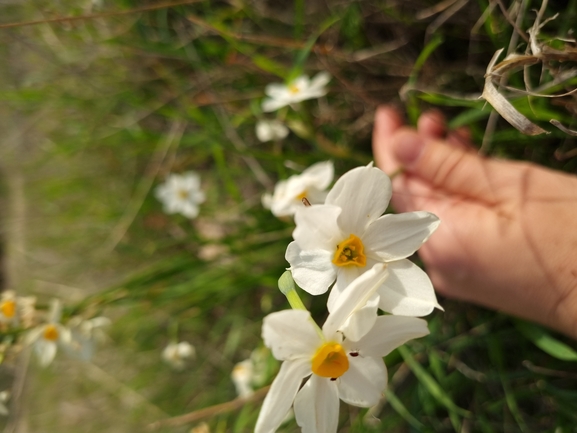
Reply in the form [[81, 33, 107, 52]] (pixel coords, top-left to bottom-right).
[[232, 359, 254, 398], [0, 291, 18, 326], [262, 72, 331, 112], [67, 316, 111, 360], [255, 264, 430, 433], [256, 119, 289, 142], [286, 163, 442, 317], [25, 299, 71, 367], [155, 172, 205, 219], [162, 341, 195, 370], [262, 161, 334, 217], [0, 390, 9, 416]]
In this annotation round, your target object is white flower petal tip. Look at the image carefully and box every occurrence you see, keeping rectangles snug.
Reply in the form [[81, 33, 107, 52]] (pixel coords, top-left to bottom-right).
[[155, 171, 205, 219], [260, 72, 331, 112], [256, 119, 289, 142], [162, 341, 196, 369], [266, 161, 334, 218]]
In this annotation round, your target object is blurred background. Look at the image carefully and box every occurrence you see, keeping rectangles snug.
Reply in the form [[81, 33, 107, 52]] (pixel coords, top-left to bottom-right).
[[0, 0, 576, 432]]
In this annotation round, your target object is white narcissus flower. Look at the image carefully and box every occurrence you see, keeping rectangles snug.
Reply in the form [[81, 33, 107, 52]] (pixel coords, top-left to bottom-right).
[[162, 341, 195, 370], [262, 72, 331, 112], [25, 300, 71, 367], [231, 359, 254, 398], [155, 172, 206, 219], [256, 119, 289, 142], [262, 161, 334, 218], [286, 163, 442, 317], [255, 264, 429, 433]]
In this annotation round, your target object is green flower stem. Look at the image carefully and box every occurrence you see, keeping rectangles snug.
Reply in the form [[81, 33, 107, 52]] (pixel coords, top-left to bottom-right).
[[278, 271, 307, 311], [277, 271, 324, 339]]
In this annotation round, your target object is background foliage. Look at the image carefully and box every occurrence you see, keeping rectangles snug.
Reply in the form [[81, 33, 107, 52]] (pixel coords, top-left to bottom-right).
[[0, 0, 576, 432]]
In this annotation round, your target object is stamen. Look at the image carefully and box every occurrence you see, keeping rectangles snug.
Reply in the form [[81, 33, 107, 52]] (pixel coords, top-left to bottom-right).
[[332, 234, 367, 267], [350, 351, 359, 357], [311, 342, 349, 378], [301, 197, 311, 207]]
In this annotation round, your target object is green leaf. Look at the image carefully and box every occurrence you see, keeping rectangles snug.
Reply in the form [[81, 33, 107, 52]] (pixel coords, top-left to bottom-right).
[[515, 320, 577, 361], [398, 346, 471, 418]]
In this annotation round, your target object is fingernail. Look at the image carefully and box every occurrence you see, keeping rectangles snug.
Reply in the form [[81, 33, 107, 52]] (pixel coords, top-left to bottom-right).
[[394, 130, 425, 166]]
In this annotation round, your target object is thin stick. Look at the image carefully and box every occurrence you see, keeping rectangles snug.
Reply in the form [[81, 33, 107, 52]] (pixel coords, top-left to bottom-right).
[[0, 0, 204, 30], [148, 385, 270, 430]]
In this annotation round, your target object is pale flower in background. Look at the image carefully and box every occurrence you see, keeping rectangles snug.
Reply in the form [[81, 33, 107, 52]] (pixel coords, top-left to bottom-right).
[[0, 390, 9, 416], [25, 299, 71, 367], [255, 265, 430, 433], [0, 291, 18, 326], [286, 163, 442, 317], [162, 341, 195, 370], [67, 316, 111, 360], [155, 172, 205, 219], [232, 359, 254, 398], [256, 119, 289, 142], [262, 72, 331, 112], [262, 161, 334, 217]]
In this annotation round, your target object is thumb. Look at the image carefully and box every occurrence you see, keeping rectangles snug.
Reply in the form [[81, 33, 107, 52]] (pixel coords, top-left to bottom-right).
[[391, 129, 497, 201]]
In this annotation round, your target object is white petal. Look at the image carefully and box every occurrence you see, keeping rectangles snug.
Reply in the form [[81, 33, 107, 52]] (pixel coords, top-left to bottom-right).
[[308, 72, 331, 92], [301, 160, 334, 190], [255, 359, 311, 433], [323, 263, 388, 339], [377, 259, 442, 316], [262, 97, 288, 112], [286, 242, 336, 296], [364, 211, 440, 261], [339, 295, 379, 342], [263, 310, 321, 360], [326, 164, 392, 234], [294, 375, 340, 433], [35, 340, 57, 367], [293, 205, 342, 250], [264, 82, 291, 99], [326, 265, 363, 312], [348, 315, 429, 358], [338, 356, 387, 407]]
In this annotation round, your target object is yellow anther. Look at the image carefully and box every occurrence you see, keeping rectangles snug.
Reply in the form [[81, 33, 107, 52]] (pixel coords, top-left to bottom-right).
[[0, 300, 15, 318], [332, 234, 367, 267], [311, 342, 349, 378], [43, 324, 59, 341]]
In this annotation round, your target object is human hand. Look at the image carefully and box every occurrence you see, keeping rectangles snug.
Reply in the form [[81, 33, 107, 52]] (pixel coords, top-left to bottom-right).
[[372, 106, 577, 338]]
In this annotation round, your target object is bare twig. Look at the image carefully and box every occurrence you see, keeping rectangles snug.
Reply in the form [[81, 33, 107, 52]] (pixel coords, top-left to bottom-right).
[[148, 385, 270, 430]]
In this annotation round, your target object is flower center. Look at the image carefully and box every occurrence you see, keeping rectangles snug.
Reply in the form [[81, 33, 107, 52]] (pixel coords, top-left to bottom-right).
[[332, 234, 367, 267], [178, 189, 189, 200], [288, 84, 300, 95], [311, 342, 349, 378], [296, 190, 307, 201], [43, 324, 59, 341], [0, 300, 15, 318]]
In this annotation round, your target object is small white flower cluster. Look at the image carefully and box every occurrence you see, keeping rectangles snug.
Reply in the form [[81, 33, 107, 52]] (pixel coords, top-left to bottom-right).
[[162, 340, 195, 370], [25, 299, 110, 367], [256, 164, 441, 433]]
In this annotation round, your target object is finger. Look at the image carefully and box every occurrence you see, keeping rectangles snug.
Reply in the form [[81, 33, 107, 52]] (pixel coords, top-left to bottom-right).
[[389, 129, 500, 202], [417, 110, 446, 139], [447, 126, 475, 151], [372, 106, 406, 175]]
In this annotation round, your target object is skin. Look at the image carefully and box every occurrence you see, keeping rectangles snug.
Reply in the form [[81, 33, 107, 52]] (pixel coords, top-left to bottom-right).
[[372, 106, 577, 339]]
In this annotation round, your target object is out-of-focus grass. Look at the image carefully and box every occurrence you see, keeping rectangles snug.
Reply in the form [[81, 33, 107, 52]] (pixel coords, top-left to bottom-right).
[[1, 0, 577, 432]]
